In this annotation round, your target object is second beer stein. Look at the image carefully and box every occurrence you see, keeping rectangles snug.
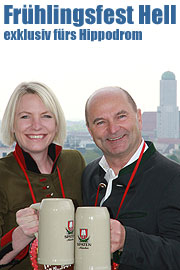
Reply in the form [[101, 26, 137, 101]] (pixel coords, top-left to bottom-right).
[[74, 206, 111, 270]]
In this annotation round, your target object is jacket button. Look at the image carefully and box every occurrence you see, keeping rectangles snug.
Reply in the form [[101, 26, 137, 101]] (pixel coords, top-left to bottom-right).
[[99, 183, 106, 188]]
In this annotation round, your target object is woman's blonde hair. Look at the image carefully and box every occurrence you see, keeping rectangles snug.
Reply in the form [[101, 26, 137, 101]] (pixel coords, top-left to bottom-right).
[[1, 82, 66, 146]]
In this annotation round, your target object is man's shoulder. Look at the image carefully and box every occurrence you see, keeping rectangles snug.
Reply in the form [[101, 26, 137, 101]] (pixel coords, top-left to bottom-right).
[[147, 145, 180, 181], [156, 151, 180, 171], [86, 157, 101, 167], [146, 141, 180, 170], [83, 157, 102, 175]]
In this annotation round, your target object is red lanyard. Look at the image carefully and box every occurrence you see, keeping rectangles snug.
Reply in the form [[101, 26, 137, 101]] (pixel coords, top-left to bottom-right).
[[13, 151, 65, 203], [115, 141, 145, 219], [95, 142, 146, 220]]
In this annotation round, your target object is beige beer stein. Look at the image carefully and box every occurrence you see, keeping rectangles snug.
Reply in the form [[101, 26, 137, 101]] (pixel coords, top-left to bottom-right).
[[30, 198, 74, 267], [75, 206, 111, 270]]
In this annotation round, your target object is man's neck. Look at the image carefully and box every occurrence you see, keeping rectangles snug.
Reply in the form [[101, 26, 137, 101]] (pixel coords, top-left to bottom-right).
[[105, 156, 132, 176], [104, 140, 145, 176]]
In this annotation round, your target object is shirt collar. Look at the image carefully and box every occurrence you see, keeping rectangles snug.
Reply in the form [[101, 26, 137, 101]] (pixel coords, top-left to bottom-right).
[[99, 139, 148, 176]]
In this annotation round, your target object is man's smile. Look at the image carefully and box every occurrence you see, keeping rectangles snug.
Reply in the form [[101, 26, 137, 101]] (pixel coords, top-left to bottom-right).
[[107, 134, 126, 141]]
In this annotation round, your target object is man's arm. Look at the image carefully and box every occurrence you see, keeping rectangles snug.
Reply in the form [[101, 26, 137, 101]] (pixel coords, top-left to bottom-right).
[[112, 175, 180, 270]]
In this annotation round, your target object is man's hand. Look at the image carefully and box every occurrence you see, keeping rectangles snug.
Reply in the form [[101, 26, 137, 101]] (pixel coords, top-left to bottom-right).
[[110, 219, 126, 253]]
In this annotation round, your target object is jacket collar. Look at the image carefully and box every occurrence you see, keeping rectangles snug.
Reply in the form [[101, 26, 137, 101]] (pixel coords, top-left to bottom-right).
[[98, 141, 156, 177], [14, 143, 62, 173]]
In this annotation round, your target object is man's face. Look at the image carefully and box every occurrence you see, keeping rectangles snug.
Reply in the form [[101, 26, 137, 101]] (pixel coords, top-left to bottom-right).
[[87, 90, 142, 161]]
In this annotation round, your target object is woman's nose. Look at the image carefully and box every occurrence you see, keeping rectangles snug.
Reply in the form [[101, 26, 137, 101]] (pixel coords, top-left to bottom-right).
[[31, 117, 42, 129]]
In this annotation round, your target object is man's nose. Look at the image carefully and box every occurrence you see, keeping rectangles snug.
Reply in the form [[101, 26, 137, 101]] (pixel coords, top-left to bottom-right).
[[108, 122, 119, 134]]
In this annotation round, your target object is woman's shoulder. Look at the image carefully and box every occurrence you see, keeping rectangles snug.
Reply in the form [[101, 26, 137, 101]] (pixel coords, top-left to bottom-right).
[[0, 151, 15, 167], [0, 152, 18, 187], [61, 148, 83, 157], [60, 149, 86, 166]]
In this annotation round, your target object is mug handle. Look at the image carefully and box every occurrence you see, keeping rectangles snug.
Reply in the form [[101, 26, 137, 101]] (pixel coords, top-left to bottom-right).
[[30, 203, 41, 239]]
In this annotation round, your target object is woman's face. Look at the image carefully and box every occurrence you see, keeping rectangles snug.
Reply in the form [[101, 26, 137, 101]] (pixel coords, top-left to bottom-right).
[[13, 93, 57, 157]]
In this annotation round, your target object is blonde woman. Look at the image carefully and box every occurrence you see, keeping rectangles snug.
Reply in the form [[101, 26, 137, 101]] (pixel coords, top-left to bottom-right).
[[0, 82, 85, 269]]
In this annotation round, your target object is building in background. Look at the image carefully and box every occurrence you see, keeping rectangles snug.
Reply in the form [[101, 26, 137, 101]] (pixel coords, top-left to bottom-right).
[[142, 112, 156, 141], [157, 71, 179, 139], [142, 71, 180, 155]]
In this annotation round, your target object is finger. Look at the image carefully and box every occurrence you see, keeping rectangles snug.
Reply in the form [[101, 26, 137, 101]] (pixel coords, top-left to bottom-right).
[[21, 218, 39, 229], [16, 211, 39, 227], [110, 219, 115, 231], [21, 224, 39, 237], [20, 218, 39, 236], [16, 207, 37, 218], [17, 214, 39, 226]]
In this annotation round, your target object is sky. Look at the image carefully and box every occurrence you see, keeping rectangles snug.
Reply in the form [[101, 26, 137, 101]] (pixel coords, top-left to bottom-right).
[[0, 0, 179, 121]]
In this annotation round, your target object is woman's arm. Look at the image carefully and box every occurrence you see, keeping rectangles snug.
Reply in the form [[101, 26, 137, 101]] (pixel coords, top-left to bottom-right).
[[0, 207, 38, 265]]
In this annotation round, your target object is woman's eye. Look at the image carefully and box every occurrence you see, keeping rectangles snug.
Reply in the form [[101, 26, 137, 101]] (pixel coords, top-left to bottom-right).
[[20, 115, 29, 119], [43, 114, 52, 118]]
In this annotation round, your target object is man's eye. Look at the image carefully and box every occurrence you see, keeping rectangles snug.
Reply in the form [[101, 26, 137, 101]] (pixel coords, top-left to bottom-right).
[[96, 121, 104, 126], [118, 114, 126, 119]]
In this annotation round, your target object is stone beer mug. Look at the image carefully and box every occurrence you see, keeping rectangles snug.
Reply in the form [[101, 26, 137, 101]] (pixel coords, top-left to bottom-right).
[[75, 206, 111, 270], [30, 198, 75, 267]]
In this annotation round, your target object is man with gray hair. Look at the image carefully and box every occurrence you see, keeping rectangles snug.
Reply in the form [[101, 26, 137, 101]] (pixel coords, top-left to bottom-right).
[[83, 86, 180, 270]]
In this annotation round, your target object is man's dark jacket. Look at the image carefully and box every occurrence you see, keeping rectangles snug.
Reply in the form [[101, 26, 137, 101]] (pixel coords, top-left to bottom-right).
[[82, 141, 180, 270]]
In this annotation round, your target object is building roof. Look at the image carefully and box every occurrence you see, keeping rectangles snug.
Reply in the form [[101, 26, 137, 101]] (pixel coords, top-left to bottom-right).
[[161, 71, 175, 80]]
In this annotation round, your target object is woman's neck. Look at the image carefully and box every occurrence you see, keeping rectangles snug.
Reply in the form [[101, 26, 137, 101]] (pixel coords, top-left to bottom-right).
[[30, 152, 53, 174]]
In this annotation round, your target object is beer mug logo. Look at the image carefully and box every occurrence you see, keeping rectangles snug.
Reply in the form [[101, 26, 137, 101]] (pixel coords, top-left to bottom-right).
[[65, 220, 74, 241], [77, 228, 92, 248], [79, 228, 89, 242], [66, 220, 74, 234]]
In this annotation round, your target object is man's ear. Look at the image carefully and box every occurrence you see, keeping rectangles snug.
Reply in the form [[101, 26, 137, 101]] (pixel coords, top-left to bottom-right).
[[86, 124, 93, 137], [137, 109, 142, 130]]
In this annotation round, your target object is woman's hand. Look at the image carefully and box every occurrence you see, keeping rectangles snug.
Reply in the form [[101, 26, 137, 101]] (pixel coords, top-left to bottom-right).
[[16, 207, 39, 238], [0, 207, 39, 265]]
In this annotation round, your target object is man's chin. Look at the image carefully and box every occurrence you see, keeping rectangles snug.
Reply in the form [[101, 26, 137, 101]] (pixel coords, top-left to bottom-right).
[[105, 146, 129, 157]]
